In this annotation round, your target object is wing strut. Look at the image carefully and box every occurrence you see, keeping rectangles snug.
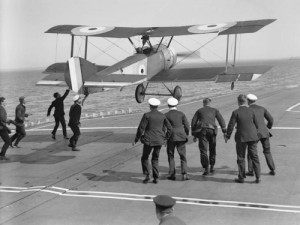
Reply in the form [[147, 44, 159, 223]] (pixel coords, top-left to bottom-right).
[[225, 35, 229, 73], [70, 35, 75, 57], [233, 34, 237, 67], [156, 37, 165, 53], [84, 36, 88, 59], [167, 36, 174, 48]]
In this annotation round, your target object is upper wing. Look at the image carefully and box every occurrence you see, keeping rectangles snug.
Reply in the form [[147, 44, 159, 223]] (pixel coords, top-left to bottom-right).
[[148, 65, 272, 83], [45, 19, 275, 38]]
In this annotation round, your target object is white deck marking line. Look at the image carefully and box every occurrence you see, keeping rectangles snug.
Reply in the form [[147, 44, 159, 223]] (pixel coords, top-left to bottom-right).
[[1, 186, 300, 213], [286, 103, 300, 112], [26, 126, 300, 132]]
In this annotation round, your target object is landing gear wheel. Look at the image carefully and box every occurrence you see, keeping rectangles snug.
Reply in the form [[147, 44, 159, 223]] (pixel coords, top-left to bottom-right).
[[173, 85, 182, 101], [135, 83, 145, 103]]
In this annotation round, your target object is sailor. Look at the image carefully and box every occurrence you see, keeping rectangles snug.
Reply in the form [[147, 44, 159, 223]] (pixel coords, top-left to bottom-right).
[[10, 96, 30, 148], [0, 97, 14, 160], [225, 94, 261, 183], [164, 97, 190, 181], [153, 195, 186, 225], [68, 95, 82, 151], [191, 98, 226, 175], [246, 94, 275, 176], [133, 98, 172, 184], [47, 89, 70, 140]]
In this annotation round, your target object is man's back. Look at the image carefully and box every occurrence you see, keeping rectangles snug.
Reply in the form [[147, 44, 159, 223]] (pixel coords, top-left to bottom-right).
[[165, 110, 189, 142], [227, 106, 258, 142], [249, 104, 273, 138], [192, 106, 225, 130]]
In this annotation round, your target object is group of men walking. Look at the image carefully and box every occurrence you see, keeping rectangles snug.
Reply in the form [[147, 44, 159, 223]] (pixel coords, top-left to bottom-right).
[[133, 94, 275, 184]]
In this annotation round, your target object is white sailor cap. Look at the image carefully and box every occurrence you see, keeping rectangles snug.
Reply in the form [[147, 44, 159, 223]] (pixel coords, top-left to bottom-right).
[[167, 97, 178, 106], [247, 94, 258, 101], [73, 95, 81, 102], [148, 98, 160, 106]]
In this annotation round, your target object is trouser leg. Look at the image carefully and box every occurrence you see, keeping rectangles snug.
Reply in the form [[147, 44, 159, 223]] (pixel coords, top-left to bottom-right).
[[248, 141, 260, 179], [177, 141, 187, 174], [141, 145, 152, 176], [167, 141, 176, 177], [207, 130, 216, 166], [151, 146, 161, 179], [14, 126, 26, 145], [52, 116, 60, 135], [261, 138, 275, 171], [69, 124, 80, 147], [247, 151, 254, 173], [0, 131, 10, 156], [198, 131, 209, 169], [236, 141, 246, 180], [60, 116, 67, 137]]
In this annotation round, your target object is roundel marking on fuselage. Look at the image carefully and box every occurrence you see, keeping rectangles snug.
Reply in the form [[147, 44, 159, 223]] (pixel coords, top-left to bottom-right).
[[139, 64, 146, 75], [71, 26, 115, 35]]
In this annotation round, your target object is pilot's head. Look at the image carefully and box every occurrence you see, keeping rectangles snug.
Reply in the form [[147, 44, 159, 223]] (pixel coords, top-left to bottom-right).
[[203, 98, 211, 106], [237, 94, 247, 106], [53, 92, 61, 99]]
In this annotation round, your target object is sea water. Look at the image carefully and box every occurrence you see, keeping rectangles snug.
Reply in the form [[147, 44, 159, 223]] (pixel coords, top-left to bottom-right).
[[0, 59, 299, 127]]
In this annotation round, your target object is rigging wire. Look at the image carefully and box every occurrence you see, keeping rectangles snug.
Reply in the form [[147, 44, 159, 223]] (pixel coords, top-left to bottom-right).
[[174, 35, 219, 66]]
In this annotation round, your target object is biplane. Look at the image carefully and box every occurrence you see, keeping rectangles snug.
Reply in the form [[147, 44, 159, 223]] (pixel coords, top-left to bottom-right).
[[36, 19, 276, 103]]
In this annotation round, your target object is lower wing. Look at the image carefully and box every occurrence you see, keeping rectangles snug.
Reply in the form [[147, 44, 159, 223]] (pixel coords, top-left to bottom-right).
[[148, 65, 272, 83]]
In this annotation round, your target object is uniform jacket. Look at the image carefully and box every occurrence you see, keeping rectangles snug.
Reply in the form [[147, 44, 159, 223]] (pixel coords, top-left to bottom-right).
[[191, 106, 226, 136], [165, 109, 189, 142], [135, 109, 172, 146], [47, 89, 69, 117], [68, 103, 81, 126], [249, 104, 273, 138], [0, 105, 8, 130], [15, 104, 28, 125], [159, 215, 186, 225], [226, 105, 259, 143]]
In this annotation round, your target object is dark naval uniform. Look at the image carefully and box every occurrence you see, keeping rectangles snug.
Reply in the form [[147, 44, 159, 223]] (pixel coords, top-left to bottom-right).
[[191, 102, 226, 173], [10, 101, 28, 147], [226, 105, 260, 182], [248, 103, 275, 174], [47, 89, 70, 138], [68, 102, 81, 149], [135, 107, 172, 181], [165, 107, 189, 179]]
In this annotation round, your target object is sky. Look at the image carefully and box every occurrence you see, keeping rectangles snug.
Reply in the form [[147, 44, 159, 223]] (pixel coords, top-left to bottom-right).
[[1, 0, 300, 71]]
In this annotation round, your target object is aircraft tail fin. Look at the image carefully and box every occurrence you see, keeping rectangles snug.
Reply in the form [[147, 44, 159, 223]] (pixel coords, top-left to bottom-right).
[[65, 57, 98, 93]]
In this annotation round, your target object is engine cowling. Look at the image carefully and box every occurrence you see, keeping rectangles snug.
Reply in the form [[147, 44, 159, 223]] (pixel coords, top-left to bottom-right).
[[153, 44, 177, 70]]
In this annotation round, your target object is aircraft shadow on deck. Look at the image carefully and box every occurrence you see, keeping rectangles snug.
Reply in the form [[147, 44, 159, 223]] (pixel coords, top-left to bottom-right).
[[82, 165, 236, 184]]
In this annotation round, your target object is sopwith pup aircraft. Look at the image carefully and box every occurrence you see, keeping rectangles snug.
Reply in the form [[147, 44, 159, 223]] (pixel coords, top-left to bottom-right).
[[36, 19, 276, 103]]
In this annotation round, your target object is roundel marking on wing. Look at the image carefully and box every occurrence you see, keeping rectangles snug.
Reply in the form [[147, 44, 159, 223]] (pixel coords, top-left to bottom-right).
[[139, 65, 146, 75], [71, 26, 115, 35], [188, 22, 237, 34]]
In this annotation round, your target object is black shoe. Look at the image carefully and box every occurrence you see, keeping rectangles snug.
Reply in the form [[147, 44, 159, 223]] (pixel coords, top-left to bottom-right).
[[64, 136, 70, 139], [234, 178, 244, 183], [210, 166, 215, 173], [182, 174, 190, 181], [153, 179, 158, 184], [255, 179, 261, 184], [143, 175, 150, 184], [269, 170, 276, 176], [167, 176, 176, 181], [202, 171, 209, 176], [246, 172, 254, 176], [52, 135, 56, 140], [72, 148, 80, 151]]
